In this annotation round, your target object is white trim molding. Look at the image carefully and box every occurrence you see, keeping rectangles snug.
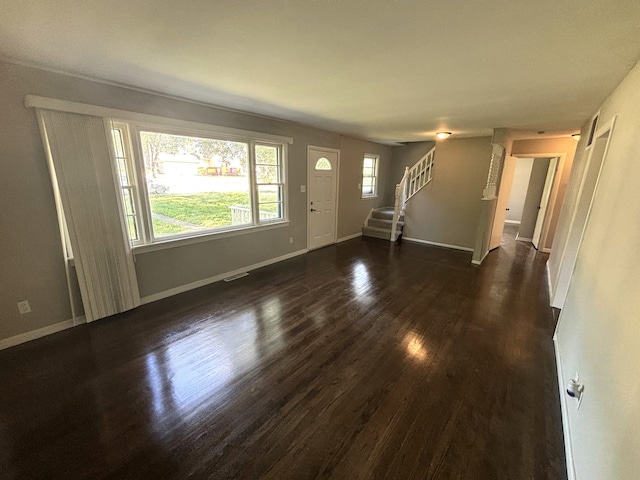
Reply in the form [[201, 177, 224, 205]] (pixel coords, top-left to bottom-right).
[[361, 153, 380, 199], [554, 335, 577, 480], [140, 249, 308, 304], [25, 95, 294, 145], [471, 249, 491, 265], [403, 237, 474, 253], [133, 221, 290, 255], [546, 261, 554, 304], [337, 232, 362, 243], [0, 316, 86, 351]]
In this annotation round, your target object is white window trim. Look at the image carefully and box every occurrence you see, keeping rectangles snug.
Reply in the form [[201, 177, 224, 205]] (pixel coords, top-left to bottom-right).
[[255, 142, 287, 225], [361, 153, 379, 199], [133, 220, 289, 255], [25, 95, 293, 145], [111, 121, 145, 244], [27, 95, 292, 254], [118, 120, 289, 246]]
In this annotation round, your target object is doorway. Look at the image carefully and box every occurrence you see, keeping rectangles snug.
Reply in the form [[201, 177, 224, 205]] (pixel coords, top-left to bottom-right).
[[307, 146, 339, 250], [492, 156, 560, 252]]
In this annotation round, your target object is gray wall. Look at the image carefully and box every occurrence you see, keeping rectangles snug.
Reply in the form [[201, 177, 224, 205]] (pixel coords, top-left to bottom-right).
[[337, 136, 392, 239], [518, 158, 551, 239], [553, 61, 640, 480], [0, 60, 388, 340], [386, 141, 435, 205], [506, 157, 533, 223], [402, 137, 493, 249]]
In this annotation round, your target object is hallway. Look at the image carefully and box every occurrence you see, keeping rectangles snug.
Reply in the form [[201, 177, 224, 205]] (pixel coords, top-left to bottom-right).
[[0, 231, 566, 479]]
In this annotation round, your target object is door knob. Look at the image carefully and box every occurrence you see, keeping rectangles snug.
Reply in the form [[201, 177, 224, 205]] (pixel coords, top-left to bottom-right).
[[310, 208, 318, 212]]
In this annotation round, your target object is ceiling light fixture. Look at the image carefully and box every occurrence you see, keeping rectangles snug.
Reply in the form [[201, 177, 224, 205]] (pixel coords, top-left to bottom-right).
[[572, 134, 581, 141], [436, 132, 451, 140]]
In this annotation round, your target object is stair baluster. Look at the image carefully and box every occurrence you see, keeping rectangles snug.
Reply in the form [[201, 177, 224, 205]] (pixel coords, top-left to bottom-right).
[[362, 146, 435, 242]]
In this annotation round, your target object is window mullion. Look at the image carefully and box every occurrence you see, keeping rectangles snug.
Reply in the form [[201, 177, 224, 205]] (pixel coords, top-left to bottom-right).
[[282, 144, 288, 221], [128, 125, 154, 243], [249, 140, 259, 226]]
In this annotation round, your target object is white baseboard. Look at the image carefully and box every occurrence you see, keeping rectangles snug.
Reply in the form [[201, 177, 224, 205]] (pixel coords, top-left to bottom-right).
[[337, 232, 362, 243], [403, 237, 474, 253], [554, 335, 576, 480], [471, 248, 491, 265], [0, 250, 311, 349], [0, 315, 86, 351], [140, 249, 309, 304], [504, 220, 521, 225], [546, 261, 554, 304], [516, 236, 533, 242]]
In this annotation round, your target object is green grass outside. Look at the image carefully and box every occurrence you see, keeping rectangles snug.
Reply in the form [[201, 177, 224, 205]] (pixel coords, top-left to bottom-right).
[[149, 191, 280, 237], [152, 218, 190, 236], [151, 191, 250, 227]]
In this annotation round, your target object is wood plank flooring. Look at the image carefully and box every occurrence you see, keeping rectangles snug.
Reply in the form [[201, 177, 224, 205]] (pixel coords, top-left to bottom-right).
[[0, 225, 566, 479]]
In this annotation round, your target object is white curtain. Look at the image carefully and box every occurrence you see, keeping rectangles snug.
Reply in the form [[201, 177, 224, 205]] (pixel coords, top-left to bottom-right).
[[37, 109, 140, 322]]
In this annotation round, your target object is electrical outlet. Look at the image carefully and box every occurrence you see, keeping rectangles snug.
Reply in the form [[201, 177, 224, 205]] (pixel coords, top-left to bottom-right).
[[300, 185, 306, 193], [17, 300, 32, 314], [289, 237, 294, 244]]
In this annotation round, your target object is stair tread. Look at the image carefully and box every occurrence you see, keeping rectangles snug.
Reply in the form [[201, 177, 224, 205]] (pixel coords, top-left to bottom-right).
[[365, 207, 404, 241], [367, 219, 404, 229], [363, 226, 393, 233], [372, 209, 403, 220]]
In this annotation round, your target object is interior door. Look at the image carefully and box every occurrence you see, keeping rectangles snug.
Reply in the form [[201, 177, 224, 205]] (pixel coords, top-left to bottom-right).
[[489, 156, 518, 250], [552, 125, 612, 308], [308, 147, 338, 250], [532, 157, 558, 249]]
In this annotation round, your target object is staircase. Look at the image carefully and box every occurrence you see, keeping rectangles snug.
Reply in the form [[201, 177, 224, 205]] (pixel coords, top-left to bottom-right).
[[362, 146, 435, 242], [362, 207, 405, 241]]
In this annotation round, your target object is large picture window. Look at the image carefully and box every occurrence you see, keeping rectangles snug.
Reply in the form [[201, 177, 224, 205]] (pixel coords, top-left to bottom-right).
[[110, 122, 287, 246]]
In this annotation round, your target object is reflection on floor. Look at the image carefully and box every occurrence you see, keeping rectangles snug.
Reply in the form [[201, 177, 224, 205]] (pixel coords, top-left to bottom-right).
[[0, 233, 566, 479]]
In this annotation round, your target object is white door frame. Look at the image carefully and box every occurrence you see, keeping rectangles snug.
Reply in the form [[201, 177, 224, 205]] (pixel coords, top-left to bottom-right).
[[512, 152, 566, 253], [306, 145, 340, 251], [489, 155, 518, 250], [532, 157, 559, 250], [551, 117, 616, 309]]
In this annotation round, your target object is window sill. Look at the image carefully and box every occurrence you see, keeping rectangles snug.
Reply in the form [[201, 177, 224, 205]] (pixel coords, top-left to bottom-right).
[[133, 221, 290, 255], [361, 195, 378, 200]]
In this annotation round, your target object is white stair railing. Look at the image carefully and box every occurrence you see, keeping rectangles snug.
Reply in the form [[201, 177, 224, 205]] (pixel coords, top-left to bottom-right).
[[390, 167, 410, 241], [390, 146, 435, 241], [407, 146, 435, 200]]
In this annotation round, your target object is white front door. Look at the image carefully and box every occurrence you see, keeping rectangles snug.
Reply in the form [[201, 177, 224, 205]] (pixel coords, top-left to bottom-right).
[[532, 157, 558, 250], [307, 147, 338, 250]]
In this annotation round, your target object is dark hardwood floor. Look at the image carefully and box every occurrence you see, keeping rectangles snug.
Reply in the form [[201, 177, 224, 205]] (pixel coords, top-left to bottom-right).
[[0, 225, 566, 479]]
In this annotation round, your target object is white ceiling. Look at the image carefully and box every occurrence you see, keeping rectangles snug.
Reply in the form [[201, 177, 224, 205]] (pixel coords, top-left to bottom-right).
[[2, 0, 640, 143]]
